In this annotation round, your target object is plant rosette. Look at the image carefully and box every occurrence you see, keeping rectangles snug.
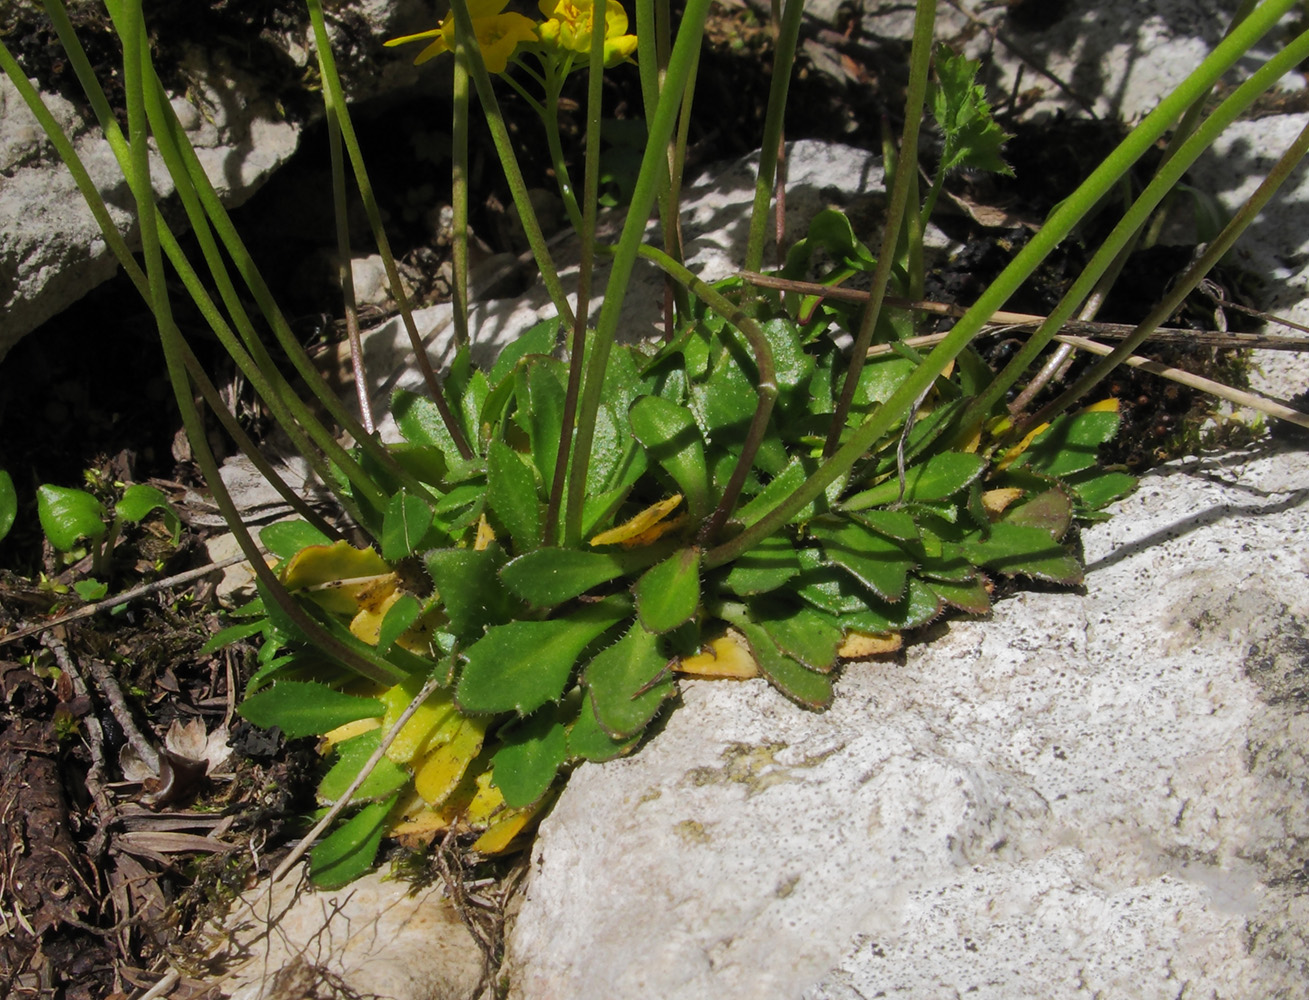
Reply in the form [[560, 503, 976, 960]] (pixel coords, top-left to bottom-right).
[[218, 300, 1134, 887]]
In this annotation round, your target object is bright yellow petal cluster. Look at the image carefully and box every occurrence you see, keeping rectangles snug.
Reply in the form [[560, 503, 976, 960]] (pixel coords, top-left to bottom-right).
[[385, 0, 538, 73], [537, 0, 638, 66]]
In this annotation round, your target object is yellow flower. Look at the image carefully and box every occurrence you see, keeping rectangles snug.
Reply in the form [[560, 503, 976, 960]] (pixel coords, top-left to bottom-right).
[[537, 0, 638, 66], [385, 0, 538, 73]]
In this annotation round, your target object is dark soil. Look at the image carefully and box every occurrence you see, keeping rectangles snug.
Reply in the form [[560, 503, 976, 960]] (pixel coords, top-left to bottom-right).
[[0, 5, 1272, 998]]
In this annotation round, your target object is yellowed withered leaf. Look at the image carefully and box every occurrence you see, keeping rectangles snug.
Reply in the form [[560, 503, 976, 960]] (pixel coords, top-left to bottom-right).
[[675, 633, 761, 679], [590, 494, 683, 548], [414, 716, 488, 805], [378, 678, 460, 764], [281, 541, 397, 616], [981, 487, 1024, 518], [837, 630, 902, 658]]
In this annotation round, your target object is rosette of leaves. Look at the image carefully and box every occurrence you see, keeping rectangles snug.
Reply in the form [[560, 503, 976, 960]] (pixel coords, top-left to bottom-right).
[[219, 308, 1134, 887]]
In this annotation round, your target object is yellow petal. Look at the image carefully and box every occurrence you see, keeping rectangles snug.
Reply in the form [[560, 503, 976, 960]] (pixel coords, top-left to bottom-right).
[[675, 634, 760, 679], [590, 494, 683, 547], [837, 630, 902, 659]]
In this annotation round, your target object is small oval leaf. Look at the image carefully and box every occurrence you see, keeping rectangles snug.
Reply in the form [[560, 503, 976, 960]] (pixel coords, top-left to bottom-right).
[[36, 484, 107, 552]]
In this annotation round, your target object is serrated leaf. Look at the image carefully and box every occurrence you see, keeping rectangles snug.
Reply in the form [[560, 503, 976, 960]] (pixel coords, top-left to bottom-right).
[[1002, 488, 1073, 540], [924, 577, 992, 615], [1065, 469, 1138, 510], [516, 358, 567, 494], [745, 599, 844, 673], [413, 716, 487, 805], [1011, 404, 1122, 478], [842, 451, 986, 510], [734, 459, 811, 528], [116, 484, 181, 542], [376, 594, 423, 653], [486, 440, 542, 551], [584, 620, 674, 738], [931, 45, 1012, 176], [836, 576, 944, 633], [491, 705, 569, 807], [568, 694, 640, 762], [73, 579, 107, 600], [318, 730, 411, 803], [0, 471, 15, 543], [489, 316, 561, 385], [456, 598, 629, 715], [636, 548, 701, 633], [629, 395, 710, 520], [309, 796, 395, 889], [260, 520, 332, 560], [809, 518, 915, 602], [425, 545, 517, 637], [381, 489, 434, 561], [391, 388, 466, 462], [960, 522, 1083, 585], [723, 533, 801, 596], [852, 508, 921, 542], [499, 547, 632, 606], [238, 681, 382, 739], [36, 484, 106, 551], [734, 619, 833, 710]]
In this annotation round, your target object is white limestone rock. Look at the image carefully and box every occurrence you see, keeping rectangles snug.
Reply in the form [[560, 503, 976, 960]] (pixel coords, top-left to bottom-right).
[[502, 443, 1309, 999]]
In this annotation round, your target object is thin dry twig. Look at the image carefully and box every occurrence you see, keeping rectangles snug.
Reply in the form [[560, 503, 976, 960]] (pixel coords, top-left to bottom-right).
[[0, 553, 249, 649]]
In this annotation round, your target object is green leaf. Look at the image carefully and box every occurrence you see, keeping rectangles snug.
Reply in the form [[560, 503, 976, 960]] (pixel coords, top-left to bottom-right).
[[841, 452, 986, 510], [734, 459, 811, 528], [568, 694, 640, 762], [853, 508, 921, 542], [489, 316, 561, 385], [491, 705, 569, 807], [115, 484, 181, 542], [836, 576, 943, 633], [960, 523, 1083, 585], [1065, 469, 1137, 510], [924, 577, 992, 615], [516, 358, 567, 495], [200, 619, 268, 655], [318, 730, 411, 803], [930, 45, 1012, 176], [584, 620, 674, 738], [456, 598, 629, 715], [636, 548, 701, 633], [381, 489, 434, 561], [809, 518, 916, 602], [486, 440, 542, 551], [734, 619, 833, 710], [0, 470, 15, 544], [722, 534, 801, 596], [238, 681, 383, 739], [1013, 408, 1122, 478], [747, 599, 844, 673], [425, 545, 517, 638], [73, 579, 108, 601], [629, 395, 710, 520], [310, 796, 395, 889], [392, 388, 466, 463], [759, 317, 815, 392], [377, 594, 423, 653], [260, 520, 332, 560], [1002, 488, 1073, 541], [499, 547, 634, 606], [36, 484, 107, 552]]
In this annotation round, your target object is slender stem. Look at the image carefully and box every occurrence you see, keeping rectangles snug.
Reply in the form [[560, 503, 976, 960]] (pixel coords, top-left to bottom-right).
[[448, 0, 576, 329], [452, 41, 472, 350], [563, 0, 713, 545], [542, 60, 587, 234], [744, 0, 804, 273], [955, 21, 1309, 439], [308, 0, 473, 459], [1025, 116, 1309, 431], [325, 100, 375, 433], [824, 0, 937, 457], [545, 5, 609, 546], [706, 2, 1306, 571]]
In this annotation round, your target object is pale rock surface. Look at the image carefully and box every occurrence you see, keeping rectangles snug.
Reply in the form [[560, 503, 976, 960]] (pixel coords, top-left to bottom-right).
[[212, 864, 484, 1000], [503, 442, 1309, 999], [0, 0, 434, 360]]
